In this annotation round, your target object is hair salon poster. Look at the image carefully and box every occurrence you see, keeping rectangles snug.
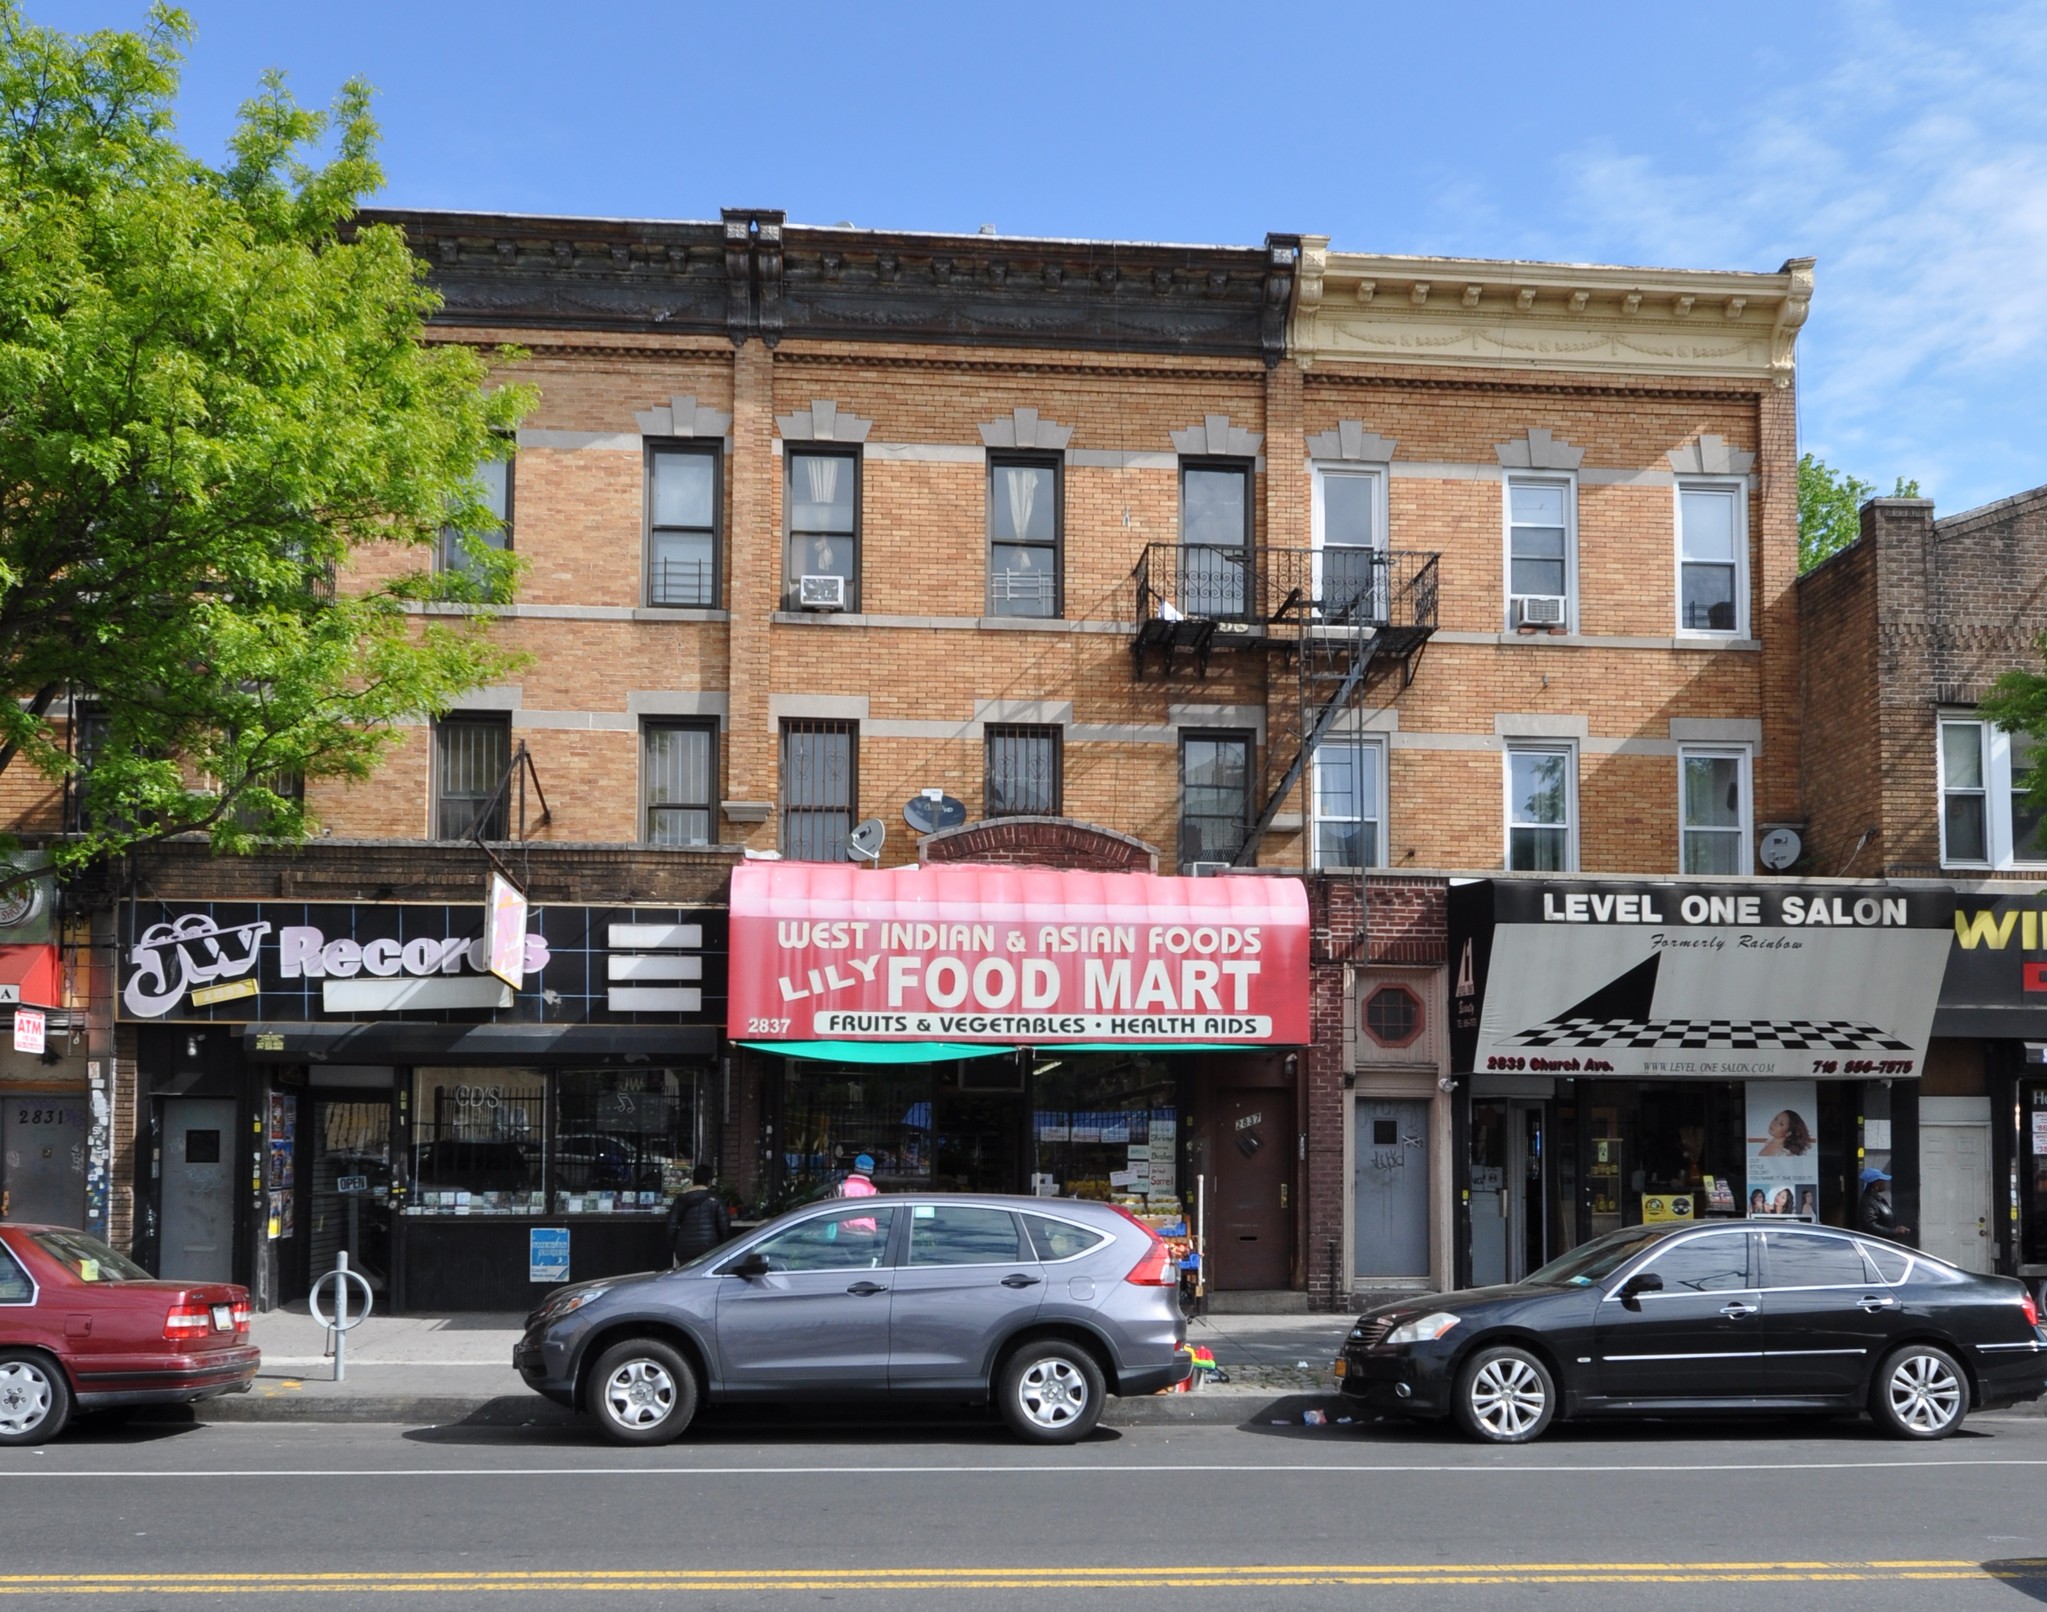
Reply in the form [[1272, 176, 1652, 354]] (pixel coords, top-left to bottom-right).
[[1746, 1080, 1819, 1219]]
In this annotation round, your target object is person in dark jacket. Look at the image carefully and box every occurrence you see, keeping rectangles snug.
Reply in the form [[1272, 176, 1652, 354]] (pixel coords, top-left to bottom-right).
[[1859, 1166, 1912, 1241], [666, 1164, 732, 1264]]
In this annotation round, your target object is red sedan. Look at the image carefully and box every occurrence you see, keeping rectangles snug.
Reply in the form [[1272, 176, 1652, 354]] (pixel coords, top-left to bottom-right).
[[0, 1223, 260, 1445]]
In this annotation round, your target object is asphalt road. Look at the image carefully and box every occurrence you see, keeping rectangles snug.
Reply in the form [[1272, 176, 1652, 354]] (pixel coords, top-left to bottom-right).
[[5, 1411, 2047, 1609]]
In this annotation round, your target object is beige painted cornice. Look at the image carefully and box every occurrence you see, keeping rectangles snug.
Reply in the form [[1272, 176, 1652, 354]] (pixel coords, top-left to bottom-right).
[[1291, 239, 1813, 387]]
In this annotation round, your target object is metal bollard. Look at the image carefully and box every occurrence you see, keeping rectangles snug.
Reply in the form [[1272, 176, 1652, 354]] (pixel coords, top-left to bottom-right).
[[308, 1249, 374, 1383]]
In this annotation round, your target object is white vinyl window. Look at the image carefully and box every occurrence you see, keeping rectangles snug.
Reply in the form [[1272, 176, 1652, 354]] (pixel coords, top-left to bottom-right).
[[1679, 746, 1752, 875], [1311, 466, 1387, 623], [1505, 744, 1575, 871], [1939, 718, 2047, 868], [1504, 476, 1575, 631], [1676, 480, 1746, 636], [1311, 737, 1386, 870]]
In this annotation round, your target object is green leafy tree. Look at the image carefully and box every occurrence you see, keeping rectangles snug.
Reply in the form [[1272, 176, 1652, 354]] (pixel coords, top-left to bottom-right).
[[1798, 454, 1922, 573], [0, 4, 533, 868]]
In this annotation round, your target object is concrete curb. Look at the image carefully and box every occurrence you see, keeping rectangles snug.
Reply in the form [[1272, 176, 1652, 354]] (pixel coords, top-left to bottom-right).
[[151, 1389, 1353, 1431]]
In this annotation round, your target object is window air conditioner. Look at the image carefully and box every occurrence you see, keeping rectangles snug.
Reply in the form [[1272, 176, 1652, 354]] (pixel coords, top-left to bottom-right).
[[1512, 594, 1567, 628], [1187, 860, 1233, 877], [798, 574, 847, 611]]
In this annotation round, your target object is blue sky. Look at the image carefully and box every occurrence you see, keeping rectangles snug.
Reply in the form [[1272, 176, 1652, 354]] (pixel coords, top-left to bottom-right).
[[33, 0, 2047, 513]]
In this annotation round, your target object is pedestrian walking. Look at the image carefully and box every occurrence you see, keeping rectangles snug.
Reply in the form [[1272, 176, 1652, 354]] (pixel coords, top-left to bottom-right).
[[665, 1164, 732, 1265], [837, 1153, 878, 1234], [1859, 1166, 1912, 1241]]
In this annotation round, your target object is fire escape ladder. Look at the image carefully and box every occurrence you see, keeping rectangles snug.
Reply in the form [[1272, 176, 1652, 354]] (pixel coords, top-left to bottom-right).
[[1234, 615, 1378, 867]]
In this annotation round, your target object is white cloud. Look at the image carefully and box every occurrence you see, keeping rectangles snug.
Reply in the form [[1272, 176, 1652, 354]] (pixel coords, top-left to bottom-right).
[[1550, 1, 2047, 510]]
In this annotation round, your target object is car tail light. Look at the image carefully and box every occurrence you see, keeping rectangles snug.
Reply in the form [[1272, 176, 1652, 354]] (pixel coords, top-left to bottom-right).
[[232, 1301, 251, 1335], [1124, 1237, 1176, 1287], [164, 1303, 212, 1344], [2024, 1291, 2040, 1329]]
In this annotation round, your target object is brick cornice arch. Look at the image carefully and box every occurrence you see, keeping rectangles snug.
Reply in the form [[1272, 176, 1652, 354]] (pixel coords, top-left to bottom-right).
[[918, 816, 1159, 873]]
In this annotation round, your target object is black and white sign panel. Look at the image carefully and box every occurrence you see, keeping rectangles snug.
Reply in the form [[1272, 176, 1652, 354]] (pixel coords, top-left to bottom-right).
[[119, 902, 726, 1025], [1449, 881, 1954, 1080]]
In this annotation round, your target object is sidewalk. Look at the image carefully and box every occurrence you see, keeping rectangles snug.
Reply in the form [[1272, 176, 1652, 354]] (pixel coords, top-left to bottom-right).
[[181, 1303, 1360, 1429]]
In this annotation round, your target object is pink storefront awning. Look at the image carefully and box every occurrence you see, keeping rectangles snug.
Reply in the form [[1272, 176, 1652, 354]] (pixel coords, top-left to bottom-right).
[[728, 861, 1309, 1045]]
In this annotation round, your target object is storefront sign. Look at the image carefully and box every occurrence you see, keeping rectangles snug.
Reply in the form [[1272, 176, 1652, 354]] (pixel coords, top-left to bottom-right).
[[727, 863, 1310, 1044], [1449, 880, 1954, 1079], [486, 873, 528, 990], [1745, 1079, 1820, 1217], [11, 1005, 44, 1055], [119, 902, 726, 1025], [1935, 893, 2047, 1036]]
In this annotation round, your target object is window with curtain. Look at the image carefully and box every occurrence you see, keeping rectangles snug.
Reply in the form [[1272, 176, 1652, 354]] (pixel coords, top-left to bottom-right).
[[1507, 477, 1572, 624], [1506, 746, 1573, 871], [782, 720, 856, 862], [1178, 462, 1252, 618], [643, 722, 716, 846], [435, 714, 510, 840], [648, 446, 720, 606], [988, 455, 1060, 617], [786, 448, 860, 609], [1679, 747, 1749, 874], [438, 455, 513, 575], [1179, 731, 1252, 868], [1312, 738, 1383, 870], [986, 725, 1061, 817], [1678, 482, 1742, 633]]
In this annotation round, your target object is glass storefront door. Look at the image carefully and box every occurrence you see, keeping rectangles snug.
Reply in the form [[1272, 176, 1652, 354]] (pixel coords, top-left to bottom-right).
[[308, 1098, 393, 1294]]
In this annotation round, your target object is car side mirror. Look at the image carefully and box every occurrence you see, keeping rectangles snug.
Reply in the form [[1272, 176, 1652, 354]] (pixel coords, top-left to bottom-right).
[[726, 1251, 770, 1280], [1619, 1270, 1663, 1301]]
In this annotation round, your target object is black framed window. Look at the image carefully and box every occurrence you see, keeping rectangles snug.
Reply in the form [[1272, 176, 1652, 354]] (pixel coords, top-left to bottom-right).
[[438, 455, 513, 575], [434, 713, 510, 840], [988, 454, 1060, 618], [1179, 730, 1253, 869], [786, 447, 860, 610], [647, 445, 720, 607], [782, 720, 856, 862], [986, 725, 1061, 817], [1178, 460, 1253, 619], [643, 721, 716, 847], [67, 704, 111, 832]]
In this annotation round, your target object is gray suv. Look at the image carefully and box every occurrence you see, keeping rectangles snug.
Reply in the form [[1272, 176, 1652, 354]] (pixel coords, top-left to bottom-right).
[[514, 1194, 1187, 1444]]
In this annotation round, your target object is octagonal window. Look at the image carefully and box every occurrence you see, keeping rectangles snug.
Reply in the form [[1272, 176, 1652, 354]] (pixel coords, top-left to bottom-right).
[[1363, 984, 1423, 1049]]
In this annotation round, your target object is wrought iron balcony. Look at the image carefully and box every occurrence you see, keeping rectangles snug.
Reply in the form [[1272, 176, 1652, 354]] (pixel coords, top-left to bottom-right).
[[1131, 544, 1439, 678]]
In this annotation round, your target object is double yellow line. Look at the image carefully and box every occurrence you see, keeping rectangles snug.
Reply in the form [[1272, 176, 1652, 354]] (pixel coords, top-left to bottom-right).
[[3, 1561, 2044, 1594]]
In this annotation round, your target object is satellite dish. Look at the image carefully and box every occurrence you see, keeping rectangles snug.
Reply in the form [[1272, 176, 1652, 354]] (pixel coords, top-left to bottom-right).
[[847, 818, 887, 863], [1758, 827, 1802, 871], [903, 793, 968, 835]]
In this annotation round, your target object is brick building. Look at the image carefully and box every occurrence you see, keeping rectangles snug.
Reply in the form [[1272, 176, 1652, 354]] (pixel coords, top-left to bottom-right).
[[1801, 486, 2047, 1299], [3, 207, 1867, 1315]]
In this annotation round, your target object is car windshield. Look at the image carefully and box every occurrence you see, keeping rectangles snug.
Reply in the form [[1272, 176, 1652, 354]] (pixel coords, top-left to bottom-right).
[[1524, 1226, 1671, 1287], [30, 1229, 153, 1283]]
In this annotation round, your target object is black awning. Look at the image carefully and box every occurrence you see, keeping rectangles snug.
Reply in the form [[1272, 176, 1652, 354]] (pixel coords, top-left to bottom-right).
[[239, 1021, 719, 1064]]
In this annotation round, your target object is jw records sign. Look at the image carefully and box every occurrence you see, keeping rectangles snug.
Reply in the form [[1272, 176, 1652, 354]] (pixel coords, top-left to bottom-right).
[[1448, 880, 1955, 1081], [119, 902, 726, 1025]]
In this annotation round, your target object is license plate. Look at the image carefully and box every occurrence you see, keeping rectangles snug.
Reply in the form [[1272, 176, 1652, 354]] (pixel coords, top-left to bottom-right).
[[211, 1305, 233, 1331]]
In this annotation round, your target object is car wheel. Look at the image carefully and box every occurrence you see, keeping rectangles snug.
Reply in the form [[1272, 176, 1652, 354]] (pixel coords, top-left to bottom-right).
[[1453, 1346, 1556, 1444], [587, 1339, 698, 1446], [1871, 1344, 1967, 1439], [998, 1340, 1105, 1445], [0, 1352, 72, 1447]]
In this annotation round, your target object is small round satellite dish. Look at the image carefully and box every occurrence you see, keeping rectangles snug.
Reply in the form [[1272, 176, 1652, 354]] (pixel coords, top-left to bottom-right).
[[903, 794, 968, 834], [847, 817, 887, 862], [1758, 827, 1802, 871]]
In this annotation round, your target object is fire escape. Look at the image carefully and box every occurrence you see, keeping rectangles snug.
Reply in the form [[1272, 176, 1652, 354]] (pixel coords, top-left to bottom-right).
[[1132, 544, 1439, 867]]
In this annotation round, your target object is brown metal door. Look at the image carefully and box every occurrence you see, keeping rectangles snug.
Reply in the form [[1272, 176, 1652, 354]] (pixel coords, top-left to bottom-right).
[[1211, 1089, 1293, 1290]]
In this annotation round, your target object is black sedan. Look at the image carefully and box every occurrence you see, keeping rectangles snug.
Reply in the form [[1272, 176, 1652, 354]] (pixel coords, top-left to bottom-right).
[[1337, 1221, 2047, 1443]]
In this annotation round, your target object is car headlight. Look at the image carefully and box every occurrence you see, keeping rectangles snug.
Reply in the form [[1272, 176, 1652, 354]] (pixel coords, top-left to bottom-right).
[[1384, 1311, 1461, 1345], [544, 1285, 611, 1322]]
